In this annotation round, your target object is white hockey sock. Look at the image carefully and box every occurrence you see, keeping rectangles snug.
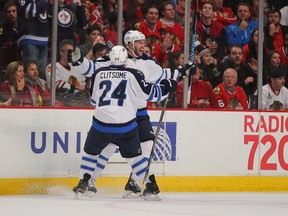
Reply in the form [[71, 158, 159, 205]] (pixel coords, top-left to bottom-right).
[[126, 155, 149, 182], [79, 152, 98, 179], [130, 140, 154, 182], [92, 143, 117, 179], [140, 140, 153, 158]]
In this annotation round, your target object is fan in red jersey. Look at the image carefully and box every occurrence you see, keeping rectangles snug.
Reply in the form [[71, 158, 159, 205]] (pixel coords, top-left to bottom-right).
[[213, 68, 249, 110]]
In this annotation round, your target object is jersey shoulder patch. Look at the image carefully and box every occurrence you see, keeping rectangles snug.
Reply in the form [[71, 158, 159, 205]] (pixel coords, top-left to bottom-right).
[[134, 22, 140, 30], [214, 87, 220, 94]]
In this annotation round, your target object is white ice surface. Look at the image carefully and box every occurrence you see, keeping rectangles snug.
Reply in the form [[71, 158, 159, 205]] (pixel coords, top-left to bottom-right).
[[1, 191, 288, 216]]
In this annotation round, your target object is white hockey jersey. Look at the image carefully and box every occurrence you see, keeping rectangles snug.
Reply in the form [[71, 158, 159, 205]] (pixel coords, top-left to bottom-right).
[[71, 55, 171, 110], [74, 56, 171, 82], [262, 84, 288, 110], [46, 63, 86, 91], [90, 65, 171, 133]]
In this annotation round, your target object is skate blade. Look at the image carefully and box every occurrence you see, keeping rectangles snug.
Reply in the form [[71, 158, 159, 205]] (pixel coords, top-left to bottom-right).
[[74, 192, 96, 200], [74, 192, 83, 200], [73, 188, 87, 200], [143, 193, 161, 201], [122, 190, 142, 199], [83, 191, 96, 198]]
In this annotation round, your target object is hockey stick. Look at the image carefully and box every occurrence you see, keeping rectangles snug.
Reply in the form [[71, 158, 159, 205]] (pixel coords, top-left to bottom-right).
[[187, 0, 199, 104], [141, 71, 179, 195], [142, 98, 168, 187], [190, 0, 198, 61]]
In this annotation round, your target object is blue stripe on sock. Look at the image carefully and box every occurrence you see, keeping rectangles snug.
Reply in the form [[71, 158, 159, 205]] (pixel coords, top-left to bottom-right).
[[132, 157, 148, 169], [96, 163, 105, 169], [136, 167, 147, 176], [98, 154, 109, 161], [80, 165, 95, 172], [82, 156, 97, 164]]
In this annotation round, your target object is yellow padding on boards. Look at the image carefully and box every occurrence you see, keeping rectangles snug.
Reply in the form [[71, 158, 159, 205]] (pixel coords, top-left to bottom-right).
[[1, 176, 288, 195]]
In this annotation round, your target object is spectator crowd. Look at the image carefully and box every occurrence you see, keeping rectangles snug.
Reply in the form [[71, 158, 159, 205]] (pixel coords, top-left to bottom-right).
[[0, 0, 288, 110]]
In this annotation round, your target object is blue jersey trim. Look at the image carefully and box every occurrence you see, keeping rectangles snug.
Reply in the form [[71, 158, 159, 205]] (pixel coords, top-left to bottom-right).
[[92, 118, 137, 133], [83, 61, 92, 76], [147, 86, 155, 101], [136, 108, 148, 117], [19, 39, 49, 47], [156, 85, 161, 101]]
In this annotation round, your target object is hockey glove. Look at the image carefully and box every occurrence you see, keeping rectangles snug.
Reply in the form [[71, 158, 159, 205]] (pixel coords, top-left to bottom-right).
[[178, 61, 197, 78], [67, 47, 83, 66], [161, 79, 177, 93]]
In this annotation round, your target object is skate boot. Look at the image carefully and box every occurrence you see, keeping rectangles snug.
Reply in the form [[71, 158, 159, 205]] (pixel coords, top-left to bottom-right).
[[143, 174, 161, 201], [122, 173, 141, 198], [85, 178, 97, 197], [73, 173, 91, 198]]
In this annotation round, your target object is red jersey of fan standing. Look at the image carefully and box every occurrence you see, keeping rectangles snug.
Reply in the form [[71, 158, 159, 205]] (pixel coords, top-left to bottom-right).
[[214, 83, 249, 109], [135, 20, 163, 43]]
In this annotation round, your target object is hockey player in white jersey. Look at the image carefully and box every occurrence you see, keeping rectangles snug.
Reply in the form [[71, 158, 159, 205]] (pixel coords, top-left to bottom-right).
[[72, 45, 177, 199], [260, 68, 288, 110], [69, 30, 194, 199], [45, 39, 90, 107]]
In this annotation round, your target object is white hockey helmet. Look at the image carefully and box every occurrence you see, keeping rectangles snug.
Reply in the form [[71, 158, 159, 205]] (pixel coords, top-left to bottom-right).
[[124, 30, 146, 47], [109, 45, 128, 66]]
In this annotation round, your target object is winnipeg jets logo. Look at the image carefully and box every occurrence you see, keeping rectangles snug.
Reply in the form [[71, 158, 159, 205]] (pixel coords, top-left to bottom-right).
[[141, 80, 148, 87], [58, 9, 73, 27]]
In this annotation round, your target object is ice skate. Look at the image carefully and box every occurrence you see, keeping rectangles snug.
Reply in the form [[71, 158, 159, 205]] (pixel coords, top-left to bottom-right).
[[143, 174, 161, 201], [84, 178, 97, 198], [122, 173, 141, 199], [73, 173, 91, 199]]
